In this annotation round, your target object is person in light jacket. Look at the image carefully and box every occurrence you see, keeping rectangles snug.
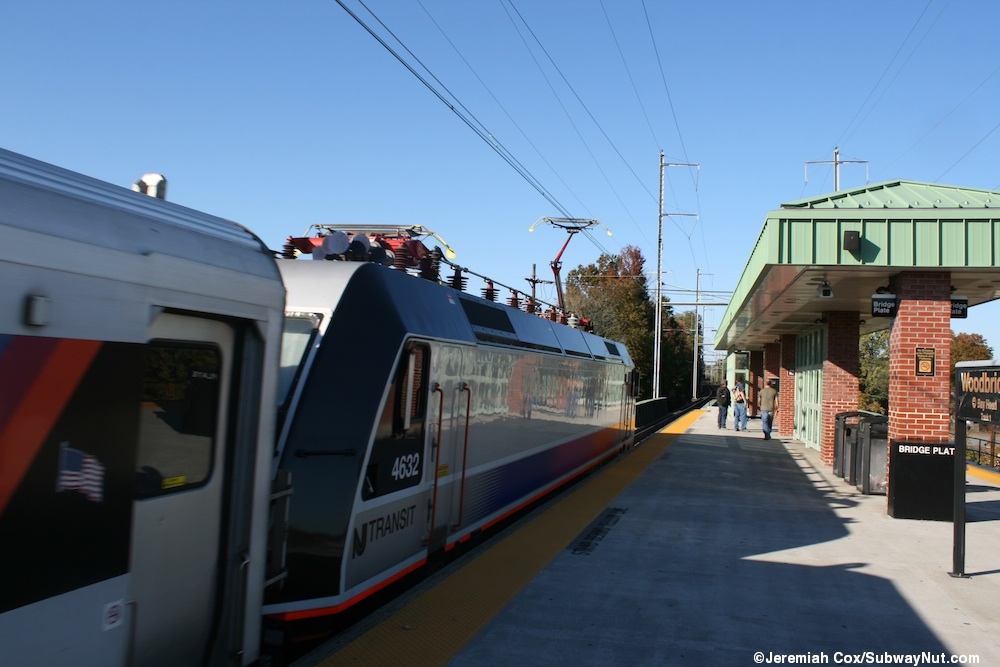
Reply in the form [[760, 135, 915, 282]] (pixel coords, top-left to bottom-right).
[[732, 380, 748, 432]]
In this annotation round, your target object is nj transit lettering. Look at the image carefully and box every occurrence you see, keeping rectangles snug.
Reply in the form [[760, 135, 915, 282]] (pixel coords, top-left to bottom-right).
[[351, 504, 417, 558]]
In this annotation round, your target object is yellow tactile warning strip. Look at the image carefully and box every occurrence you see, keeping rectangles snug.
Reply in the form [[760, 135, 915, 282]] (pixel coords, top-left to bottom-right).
[[319, 411, 704, 665], [968, 463, 1000, 485]]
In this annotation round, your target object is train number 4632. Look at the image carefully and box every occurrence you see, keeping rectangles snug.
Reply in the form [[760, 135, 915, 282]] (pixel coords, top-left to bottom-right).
[[391, 453, 421, 481]]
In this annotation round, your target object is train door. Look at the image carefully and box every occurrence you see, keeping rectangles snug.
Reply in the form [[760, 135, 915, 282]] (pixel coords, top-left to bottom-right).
[[426, 343, 467, 553], [128, 313, 237, 666]]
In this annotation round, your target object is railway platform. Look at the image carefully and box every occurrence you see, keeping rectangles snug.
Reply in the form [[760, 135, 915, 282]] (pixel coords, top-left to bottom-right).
[[295, 409, 1000, 665]]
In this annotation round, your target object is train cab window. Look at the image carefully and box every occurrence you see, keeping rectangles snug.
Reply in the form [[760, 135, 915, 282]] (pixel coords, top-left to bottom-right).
[[278, 313, 322, 412], [134, 344, 220, 498], [362, 343, 428, 500]]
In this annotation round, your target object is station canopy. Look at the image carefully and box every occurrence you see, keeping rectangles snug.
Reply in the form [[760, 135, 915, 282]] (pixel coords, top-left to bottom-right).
[[715, 180, 1000, 352]]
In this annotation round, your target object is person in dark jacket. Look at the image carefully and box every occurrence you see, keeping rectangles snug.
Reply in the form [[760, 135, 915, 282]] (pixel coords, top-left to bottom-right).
[[716, 382, 731, 429]]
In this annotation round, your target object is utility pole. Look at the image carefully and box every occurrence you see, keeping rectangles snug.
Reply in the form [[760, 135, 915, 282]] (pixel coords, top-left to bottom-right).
[[805, 147, 869, 191], [655, 152, 699, 399], [691, 269, 701, 402], [654, 153, 664, 399], [525, 263, 552, 310]]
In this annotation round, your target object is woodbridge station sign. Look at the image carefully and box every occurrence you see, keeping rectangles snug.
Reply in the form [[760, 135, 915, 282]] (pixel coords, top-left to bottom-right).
[[955, 364, 1000, 424]]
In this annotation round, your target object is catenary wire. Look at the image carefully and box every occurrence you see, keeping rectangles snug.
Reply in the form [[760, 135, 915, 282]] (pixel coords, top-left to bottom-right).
[[414, 0, 593, 216], [840, 0, 951, 151], [879, 61, 1000, 179], [834, 0, 935, 151], [337, 0, 575, 219], [503, 0, 645, 245]]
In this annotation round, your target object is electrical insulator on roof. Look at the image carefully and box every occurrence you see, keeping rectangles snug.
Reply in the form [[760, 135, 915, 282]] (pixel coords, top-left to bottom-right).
[[449, 267, 467, 292], [419, 248, 442, 282], [132, 173, 167, 199]]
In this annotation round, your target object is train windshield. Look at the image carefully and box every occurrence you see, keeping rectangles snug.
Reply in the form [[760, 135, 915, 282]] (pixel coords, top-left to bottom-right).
[[278, 312, 322, 417]]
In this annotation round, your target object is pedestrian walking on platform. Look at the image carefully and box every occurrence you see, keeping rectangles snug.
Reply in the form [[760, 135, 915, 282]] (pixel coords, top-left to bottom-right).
[[759, 379, 778, 440], [716, 382, 731, 429], [732, 380, 748, 431]]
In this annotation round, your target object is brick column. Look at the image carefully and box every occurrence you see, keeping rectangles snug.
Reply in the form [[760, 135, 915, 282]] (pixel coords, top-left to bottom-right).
[[778, 334, 796, 437], [763, 341, 780, 382], [820, 312, 861, 467], [748, 350, 764, 418], [888, 272, 951, 443]]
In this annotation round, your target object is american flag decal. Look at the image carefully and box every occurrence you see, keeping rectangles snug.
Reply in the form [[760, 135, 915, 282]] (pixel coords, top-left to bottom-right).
[[56, 441, 104, 502]]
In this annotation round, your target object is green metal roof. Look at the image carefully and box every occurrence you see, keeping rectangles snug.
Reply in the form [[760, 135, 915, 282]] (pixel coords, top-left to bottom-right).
[[781, 180, 1000, 210], [715, 180, 1000, 352]]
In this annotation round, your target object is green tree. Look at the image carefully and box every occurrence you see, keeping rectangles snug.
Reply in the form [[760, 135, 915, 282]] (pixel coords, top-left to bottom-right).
[[951, 332, 996, 463], [565, 245, 699, 403], [859, 330, 889, 414], [565, 246, 654, 397], [859, 331, 992, 417], [661, 309, 699, 404]]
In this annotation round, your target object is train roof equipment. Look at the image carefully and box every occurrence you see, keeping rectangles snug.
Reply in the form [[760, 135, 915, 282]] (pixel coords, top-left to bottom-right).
[[527, 217, 612, 315], [285, 223, 602, 332]]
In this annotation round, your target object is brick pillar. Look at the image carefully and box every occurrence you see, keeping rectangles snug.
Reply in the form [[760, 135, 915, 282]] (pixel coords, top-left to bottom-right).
[[888, 272, 951, 443], [763, 341, 780, 384], [778, 334, 796, 437], [820, 312, 861, 467], [748, 350, 764, 418]]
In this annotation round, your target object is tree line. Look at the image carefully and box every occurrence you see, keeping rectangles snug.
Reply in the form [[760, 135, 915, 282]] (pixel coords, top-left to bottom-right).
[[562, 245, 702, 406], [558, 243, 995, 414], [565, 246, 993, 414], [860, 330, 993, 414]]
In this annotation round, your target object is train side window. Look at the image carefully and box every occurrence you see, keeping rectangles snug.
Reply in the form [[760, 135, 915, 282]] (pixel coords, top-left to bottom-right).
[[135, 344, 220, 498], [362, 343, 428, 500]]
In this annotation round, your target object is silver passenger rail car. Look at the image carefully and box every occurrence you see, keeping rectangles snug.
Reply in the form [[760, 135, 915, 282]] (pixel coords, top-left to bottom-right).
[[263, 256, 636, 633], [0, 148, 285, 666]]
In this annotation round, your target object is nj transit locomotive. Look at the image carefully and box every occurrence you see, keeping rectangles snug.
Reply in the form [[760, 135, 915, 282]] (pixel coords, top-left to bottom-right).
[[0, 148, 636, 665]]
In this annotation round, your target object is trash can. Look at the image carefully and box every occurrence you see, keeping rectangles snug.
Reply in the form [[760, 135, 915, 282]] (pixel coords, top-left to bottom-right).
[[835, 411, 884, 483], [887, 441, 955, 520], [834, 413, 847, 477], [856, 419, 888, 494]]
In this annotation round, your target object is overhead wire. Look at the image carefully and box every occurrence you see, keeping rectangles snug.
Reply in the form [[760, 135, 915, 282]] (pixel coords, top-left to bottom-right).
[[803, 0, 938, 197], [639, 0, 704, 274], [601, 0, 700, 276], [640, 0, 695, 193], [337, 0, 575, 219], [503, 0, 647, 248], [414, 0, 593, 216], [880, 61, 1000, 178], [936, 119, 1000, 183], [599, 0, 662, 157], [834, 0, 935, 151], [840, 0, 951, 151], [341, 0, 699, 282]]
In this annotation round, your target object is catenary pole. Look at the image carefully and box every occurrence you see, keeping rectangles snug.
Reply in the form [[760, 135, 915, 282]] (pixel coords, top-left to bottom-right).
[[691, 269, 700, 401], [654, 152, 664, 398], [656, 154, 700, 400]]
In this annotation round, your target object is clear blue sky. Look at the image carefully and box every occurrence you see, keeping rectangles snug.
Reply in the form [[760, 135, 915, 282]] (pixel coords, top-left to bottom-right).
[[3, 0, 998, 357]]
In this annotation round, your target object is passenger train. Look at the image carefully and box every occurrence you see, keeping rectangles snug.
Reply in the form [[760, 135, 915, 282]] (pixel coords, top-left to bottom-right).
[[0, 148, 636, 665]]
